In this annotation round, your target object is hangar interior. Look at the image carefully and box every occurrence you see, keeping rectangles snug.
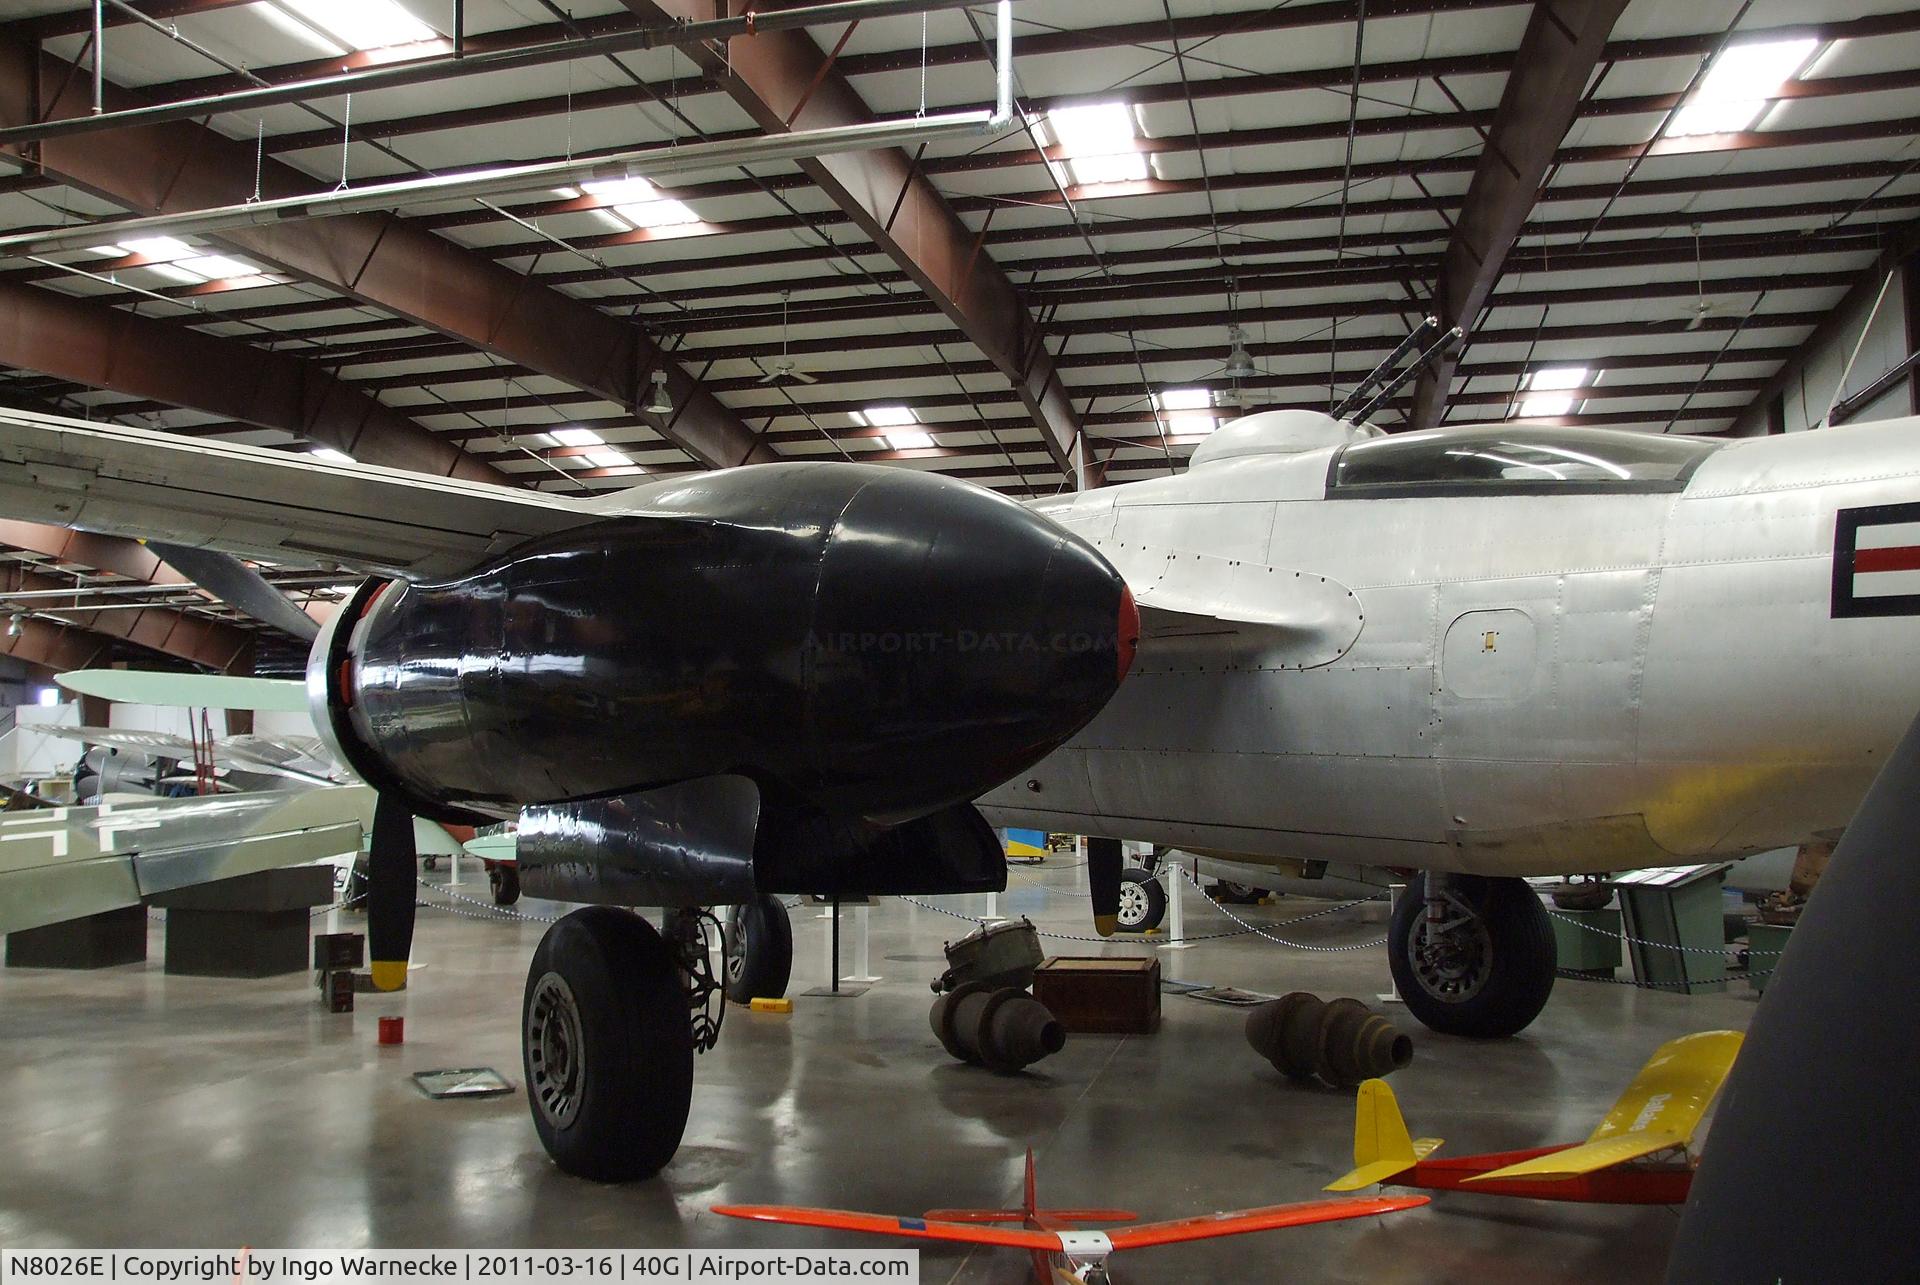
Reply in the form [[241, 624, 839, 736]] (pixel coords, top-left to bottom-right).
[[0, 0, 1917, 1280]]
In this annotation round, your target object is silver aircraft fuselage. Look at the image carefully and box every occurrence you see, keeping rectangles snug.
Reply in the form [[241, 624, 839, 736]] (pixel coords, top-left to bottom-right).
[[978, 413, 1920, 878]]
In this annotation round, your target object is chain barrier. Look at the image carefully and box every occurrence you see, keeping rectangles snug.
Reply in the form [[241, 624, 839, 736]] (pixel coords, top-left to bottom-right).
[[1546, 906, 1785, 956], [415, 877, 562, 923], [1556, 965, 1773, 989], [895, 866, 1384, 951], [1170, 865, 1388, 952]]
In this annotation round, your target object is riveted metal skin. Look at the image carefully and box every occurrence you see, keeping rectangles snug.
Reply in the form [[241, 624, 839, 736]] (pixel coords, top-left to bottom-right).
[[311, 462, 1134, 838]]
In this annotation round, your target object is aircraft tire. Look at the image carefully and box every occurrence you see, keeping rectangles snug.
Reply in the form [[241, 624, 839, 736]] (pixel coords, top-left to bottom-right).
[[1115, 867, 1167, 932], [489, 862, 521, 906], [1389, 873, 1555, 1039], [724, 895, 794, 1003], [523, 907, 693, 1182]]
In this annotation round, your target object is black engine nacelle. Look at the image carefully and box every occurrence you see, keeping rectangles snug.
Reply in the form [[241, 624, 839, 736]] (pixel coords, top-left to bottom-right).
[[310, 462, 1136, 898]]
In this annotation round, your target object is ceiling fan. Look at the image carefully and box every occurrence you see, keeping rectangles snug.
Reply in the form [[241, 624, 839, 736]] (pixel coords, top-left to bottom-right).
[[756, 291, 817, 385], [1676, 222, 1756, 330]]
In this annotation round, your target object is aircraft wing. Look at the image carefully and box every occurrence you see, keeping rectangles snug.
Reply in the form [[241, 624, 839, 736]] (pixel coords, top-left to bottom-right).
[[1103, 1195, 1428, 1249], [38, 725, 197, 760], [40, 724, 333, 784], [712, 1205, 1065, 1251], [0, 407, 601, 579]]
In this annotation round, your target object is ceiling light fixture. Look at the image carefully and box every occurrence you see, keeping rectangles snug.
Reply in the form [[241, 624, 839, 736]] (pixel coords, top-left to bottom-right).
[[645, 370, 674, 416], [310, 447, 355, 464], [1666, 37, 1820, 138], [1224, 325, 1257, 380]]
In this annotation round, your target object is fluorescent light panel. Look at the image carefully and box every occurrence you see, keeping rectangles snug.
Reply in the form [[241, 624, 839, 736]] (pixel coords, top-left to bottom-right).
[[1667, 37, 1820, 137], [310, 447, 354, 464]]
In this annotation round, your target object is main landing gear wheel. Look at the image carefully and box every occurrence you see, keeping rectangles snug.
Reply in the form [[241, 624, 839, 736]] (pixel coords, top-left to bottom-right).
[[489, 862, 521, 906], [1388, 873, 1556, 1039], [1115, 866, 1167, 933], [1210, 880, 1264, 905], [724, 895, 794, 1003], [523, 907, 693, 1182]]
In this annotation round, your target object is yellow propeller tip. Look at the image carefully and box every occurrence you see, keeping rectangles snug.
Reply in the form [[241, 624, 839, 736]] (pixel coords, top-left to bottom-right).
[[1092, 914, 1119, 937], [370, 960, 409, 992]]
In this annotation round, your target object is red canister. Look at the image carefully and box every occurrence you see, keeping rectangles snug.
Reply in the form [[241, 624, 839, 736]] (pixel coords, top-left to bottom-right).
[[377, 1016, 405, 1045]]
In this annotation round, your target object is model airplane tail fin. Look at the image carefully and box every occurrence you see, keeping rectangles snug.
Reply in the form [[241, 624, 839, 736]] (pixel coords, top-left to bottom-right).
[[1468, 1030, 1744, 1184], [1325, 1078, 1427, 1192]]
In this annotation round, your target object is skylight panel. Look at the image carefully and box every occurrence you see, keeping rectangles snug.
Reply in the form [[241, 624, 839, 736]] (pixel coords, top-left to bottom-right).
[[274, 1, 437, 53], [581, 177, 701, 231], [881, 429, 936, 451], [584, 447, 634, 469], [1516, 366, 1591, 419], [117, 236, 193, 261], [1044, 101, 1150, 186], [853, 405, 918, 429], [1153, 387, 1218, 433], [551, 427, 606, 447], [1666, 37, 1819, 138], [144, 252, 261, 284]]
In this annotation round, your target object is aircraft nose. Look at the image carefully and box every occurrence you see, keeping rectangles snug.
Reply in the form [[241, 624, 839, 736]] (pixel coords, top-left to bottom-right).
[[807, 469, 1133, 821]]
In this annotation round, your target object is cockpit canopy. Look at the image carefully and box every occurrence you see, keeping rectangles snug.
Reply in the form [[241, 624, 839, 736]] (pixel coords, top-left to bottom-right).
[[1328, 425, 1723, 497]]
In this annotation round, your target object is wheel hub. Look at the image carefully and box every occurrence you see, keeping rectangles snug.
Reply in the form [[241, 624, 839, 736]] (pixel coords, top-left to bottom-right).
[[1118, 882, 1149, 926], [1406, 905, 1493, 1003], [527, 971, 586, 1128]]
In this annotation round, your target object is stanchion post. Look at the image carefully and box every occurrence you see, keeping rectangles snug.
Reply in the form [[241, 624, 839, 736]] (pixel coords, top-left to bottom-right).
[[1160, 857, 1193, 950], [1377, 883, 1405, 1003], [842, 902, 881, 984]]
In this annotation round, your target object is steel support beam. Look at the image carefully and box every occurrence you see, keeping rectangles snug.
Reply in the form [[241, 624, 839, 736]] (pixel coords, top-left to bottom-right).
[[0, 562, 253, 671], [0, 520, 189, 584], [1408, 0, 1630, 430], [0, 37, 772, 471], [623, 0, 1081, 471], [0, 278, 505, 482], [1730, 215, 1920, 434]]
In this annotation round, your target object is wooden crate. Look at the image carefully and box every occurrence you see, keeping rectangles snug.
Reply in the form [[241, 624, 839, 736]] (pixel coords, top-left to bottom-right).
[[1032, 956, 1160, 1034]]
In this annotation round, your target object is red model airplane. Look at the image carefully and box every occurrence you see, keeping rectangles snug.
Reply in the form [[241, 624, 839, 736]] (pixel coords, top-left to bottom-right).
[[1325, 1030, 1744, 1205], [715, 1149, 1424, 1284]]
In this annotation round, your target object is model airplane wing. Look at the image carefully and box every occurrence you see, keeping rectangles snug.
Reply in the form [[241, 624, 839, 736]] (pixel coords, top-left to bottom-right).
[[712, 1205, 1065, 1251], [0, 408, 601, 578], [1469, 1030, 1744, 1183], [1104, 1195, 1427, 1249], [1088, 538, 1363, 668]]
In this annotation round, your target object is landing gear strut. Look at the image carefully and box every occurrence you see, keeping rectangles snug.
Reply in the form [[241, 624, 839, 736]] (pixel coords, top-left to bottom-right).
[[1387, 872, 1555, 1038], [523, 905, 724, 1181]]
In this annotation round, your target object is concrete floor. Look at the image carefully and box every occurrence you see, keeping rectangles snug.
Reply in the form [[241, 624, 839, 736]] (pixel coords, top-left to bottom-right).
[[0, 859, 1757, 1282]]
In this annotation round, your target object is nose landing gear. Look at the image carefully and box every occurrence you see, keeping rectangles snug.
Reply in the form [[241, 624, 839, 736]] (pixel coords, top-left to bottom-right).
[[1387, 872, 1556, 1038]]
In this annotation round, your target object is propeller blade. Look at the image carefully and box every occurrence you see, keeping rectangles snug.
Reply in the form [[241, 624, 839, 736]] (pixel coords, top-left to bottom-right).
[[1087, 837, 1122, 937], [146, 541, 321, 643], [367, 793, 417, 991]]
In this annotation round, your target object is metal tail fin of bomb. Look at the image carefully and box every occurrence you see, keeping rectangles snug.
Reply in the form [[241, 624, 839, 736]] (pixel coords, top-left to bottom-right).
[[1325, 1079, 1424, 1192]]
